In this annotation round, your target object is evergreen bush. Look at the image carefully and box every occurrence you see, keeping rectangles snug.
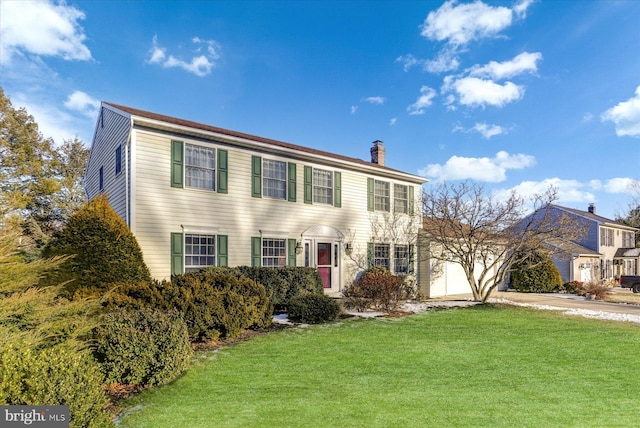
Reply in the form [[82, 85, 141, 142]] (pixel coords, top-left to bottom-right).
[[93, 308, 192, 387], [0, 341, 113, 428], [42, 194, 150, 298], [510, 249, 563, 293], [287, 294, 342, 324], [342, 266, 409, 313]]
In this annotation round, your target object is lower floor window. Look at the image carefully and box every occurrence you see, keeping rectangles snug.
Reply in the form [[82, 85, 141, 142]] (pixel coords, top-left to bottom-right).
[[263, 238, 286, 268], [373, 243, 390, 270], [394, 245, 409, 274], [185, 234, 216, 271]]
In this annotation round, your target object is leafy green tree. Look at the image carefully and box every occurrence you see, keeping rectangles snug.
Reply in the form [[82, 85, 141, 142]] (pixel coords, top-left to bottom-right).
[[42, 194, 151, 298]]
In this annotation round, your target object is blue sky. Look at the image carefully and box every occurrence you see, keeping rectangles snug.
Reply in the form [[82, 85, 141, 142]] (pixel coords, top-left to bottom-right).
[[1, 0, 639, 220]]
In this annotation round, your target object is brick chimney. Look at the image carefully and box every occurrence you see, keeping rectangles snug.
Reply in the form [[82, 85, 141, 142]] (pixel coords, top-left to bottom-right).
[[370, 140, 385, 166], [588, 203, 596, 214]]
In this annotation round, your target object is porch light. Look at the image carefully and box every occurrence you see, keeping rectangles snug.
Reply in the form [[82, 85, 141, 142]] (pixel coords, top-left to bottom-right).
[[295, 241, 303, 255]]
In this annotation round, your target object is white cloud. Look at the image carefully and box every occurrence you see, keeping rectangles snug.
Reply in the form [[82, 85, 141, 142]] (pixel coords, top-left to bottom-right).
[[363, 96, 385, 105], [407, 86, 437, 115], [64, 91, 100, 118], [0, 0, 92, 64], [601, 85, 640, 138], [390, 118, 398, 126], [451, 77, 524, 108], [398, 51, 460, 73], [590, 178, 638, 194], [418, 150, 535, 182], [421, 0, 515, 46], [513, 0, 536, 19], [453, 122, 506, 139], [350, 105, 358, 114], [147, 35, 220, 77], [496, 178, 595, 205], [396, 54, 419, 72], [469, 52, 542, 80], [582, 112, 594, 123]]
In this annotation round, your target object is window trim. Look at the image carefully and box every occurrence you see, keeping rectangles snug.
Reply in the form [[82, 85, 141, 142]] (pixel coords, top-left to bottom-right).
[[374, 180, 390, 212], [185, 143, 216, 191], [312, 167, 334, 205], [393, 183, 408, 214], [184, 233, 216, 272], [262, 158, 287, 200]]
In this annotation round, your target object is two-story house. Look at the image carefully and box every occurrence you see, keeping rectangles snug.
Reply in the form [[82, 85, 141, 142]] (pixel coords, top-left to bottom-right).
[[84, 102, 426, 295], [537, 204, 638, 283]]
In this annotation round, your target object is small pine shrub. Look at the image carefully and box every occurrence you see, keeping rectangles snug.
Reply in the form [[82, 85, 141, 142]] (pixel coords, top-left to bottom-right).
[[0, 341, 113, 428], [42, 195, 150, 298], [560, 281, 584, 294], [287, 294, 342, 324], [342, 266, 409, 313], [93, 308, 192, 387], [511, 249, 563, 293]]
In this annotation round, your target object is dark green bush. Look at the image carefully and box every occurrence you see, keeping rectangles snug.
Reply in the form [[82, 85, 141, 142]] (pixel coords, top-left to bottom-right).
[[42, 195, 150, 298], [93, 308, 192, 387], [342, 266, 409, 313], [511, 249, 563, 293], [560, 281, 584, 294], [0, 341, 113, 428], [204, 266, 324, 311], [287, 294, 342, 324]]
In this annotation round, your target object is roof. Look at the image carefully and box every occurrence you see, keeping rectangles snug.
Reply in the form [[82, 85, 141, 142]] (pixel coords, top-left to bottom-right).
[[103, 102, 427, 184], [547, 239, 602, 257], [615, 248, 640, 258], [550, 205, 637, 230]]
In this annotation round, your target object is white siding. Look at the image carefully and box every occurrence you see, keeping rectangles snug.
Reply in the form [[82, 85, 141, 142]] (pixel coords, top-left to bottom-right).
[[132, 129, 422, 289]]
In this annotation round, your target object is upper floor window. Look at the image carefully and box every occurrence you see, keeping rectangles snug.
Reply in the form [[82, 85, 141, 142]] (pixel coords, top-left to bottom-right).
[[394, 184, 408, 214], [313, 168, 333, 205], [600, 227, 614, 247], [374, 180, 390, 212], [623, 231, 635, 248], [263, 159, 286, 199], [185, 144, 215, 190], [115, 145, 122, 176], [185, 233, 216, 272]]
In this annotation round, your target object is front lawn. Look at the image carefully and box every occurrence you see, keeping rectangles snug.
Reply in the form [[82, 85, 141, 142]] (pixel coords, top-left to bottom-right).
[[118, 305, 640, 427]]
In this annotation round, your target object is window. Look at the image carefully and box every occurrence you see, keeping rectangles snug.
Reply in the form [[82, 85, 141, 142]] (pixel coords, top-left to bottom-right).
[[185, 234, 216, 271], [185, 144, 215, 190], [374, 180, 390, 212], [99, 166, 104, 191], [600, 227, 614, 247], [623, 231, 635, 248], [394, 184, 408, 214], [262, 238, 287, 267], [115, 145, 122, 175], [394, 245, 409, 274], [373, 243, 390, 270], [263, 159, 286, 199], [313, 168, 333, 205]]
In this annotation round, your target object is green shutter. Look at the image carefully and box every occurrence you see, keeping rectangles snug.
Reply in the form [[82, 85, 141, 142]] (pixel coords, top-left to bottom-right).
[[288, 162, 297, 202], [367, 242, 374, 268], [251, 237, 262, 267], [171, 232, 184, 275], [304, 166, 313, 204], [409, 245, 415, 274], [217, 149, 228, 194], [288, 239, 297, 267], [367, 178, 375, 211], [251, 156, 262, 198], [334, 171, 341, 208], [171, 140, 184, 188], [408, 185, 414, 216], [217, 235, 228, 267]]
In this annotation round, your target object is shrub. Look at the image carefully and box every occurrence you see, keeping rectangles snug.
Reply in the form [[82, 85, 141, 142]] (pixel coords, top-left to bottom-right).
[[560, 281, 584, 294], [342, 266, 409, 313], [104, 273, 273, 342], [287, 294, 342, 324], [42, 195, 150, 298], [93, 308, 192, 387], [0, 341, 113, 428], [204, 266, 324, 312], [510, 249, 563, 293], [578, 280, 611, 300]]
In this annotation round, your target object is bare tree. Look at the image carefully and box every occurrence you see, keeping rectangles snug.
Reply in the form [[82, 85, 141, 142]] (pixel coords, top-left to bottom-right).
[[615, 179, 640, 246], [421, 181, 589, 302]]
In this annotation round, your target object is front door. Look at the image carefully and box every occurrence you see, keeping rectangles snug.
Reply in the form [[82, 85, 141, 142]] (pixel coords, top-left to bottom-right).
[[304, 239, 341, 290]]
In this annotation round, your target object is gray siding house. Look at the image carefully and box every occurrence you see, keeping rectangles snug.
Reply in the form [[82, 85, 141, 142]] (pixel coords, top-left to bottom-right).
[[84, 102, 427, 295]]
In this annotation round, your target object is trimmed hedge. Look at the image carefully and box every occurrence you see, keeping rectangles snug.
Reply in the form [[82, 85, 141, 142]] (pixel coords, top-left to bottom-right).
[[342, 266, 409, 313], [287, 294, 342, 324], [103, 272, 273, 342], [204, 266, 324, 311], [511, 249, 563, 293], [0, 342, 113, 428], [93, 308, 192, 387]]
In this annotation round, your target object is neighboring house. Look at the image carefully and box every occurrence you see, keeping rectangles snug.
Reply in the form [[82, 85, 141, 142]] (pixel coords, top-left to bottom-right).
[[535, 204, 639, 283], [84, 102, 426, 295]]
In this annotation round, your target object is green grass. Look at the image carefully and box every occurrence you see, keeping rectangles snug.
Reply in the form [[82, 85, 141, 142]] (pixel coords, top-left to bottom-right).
[[117, 305, 640, 427]]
